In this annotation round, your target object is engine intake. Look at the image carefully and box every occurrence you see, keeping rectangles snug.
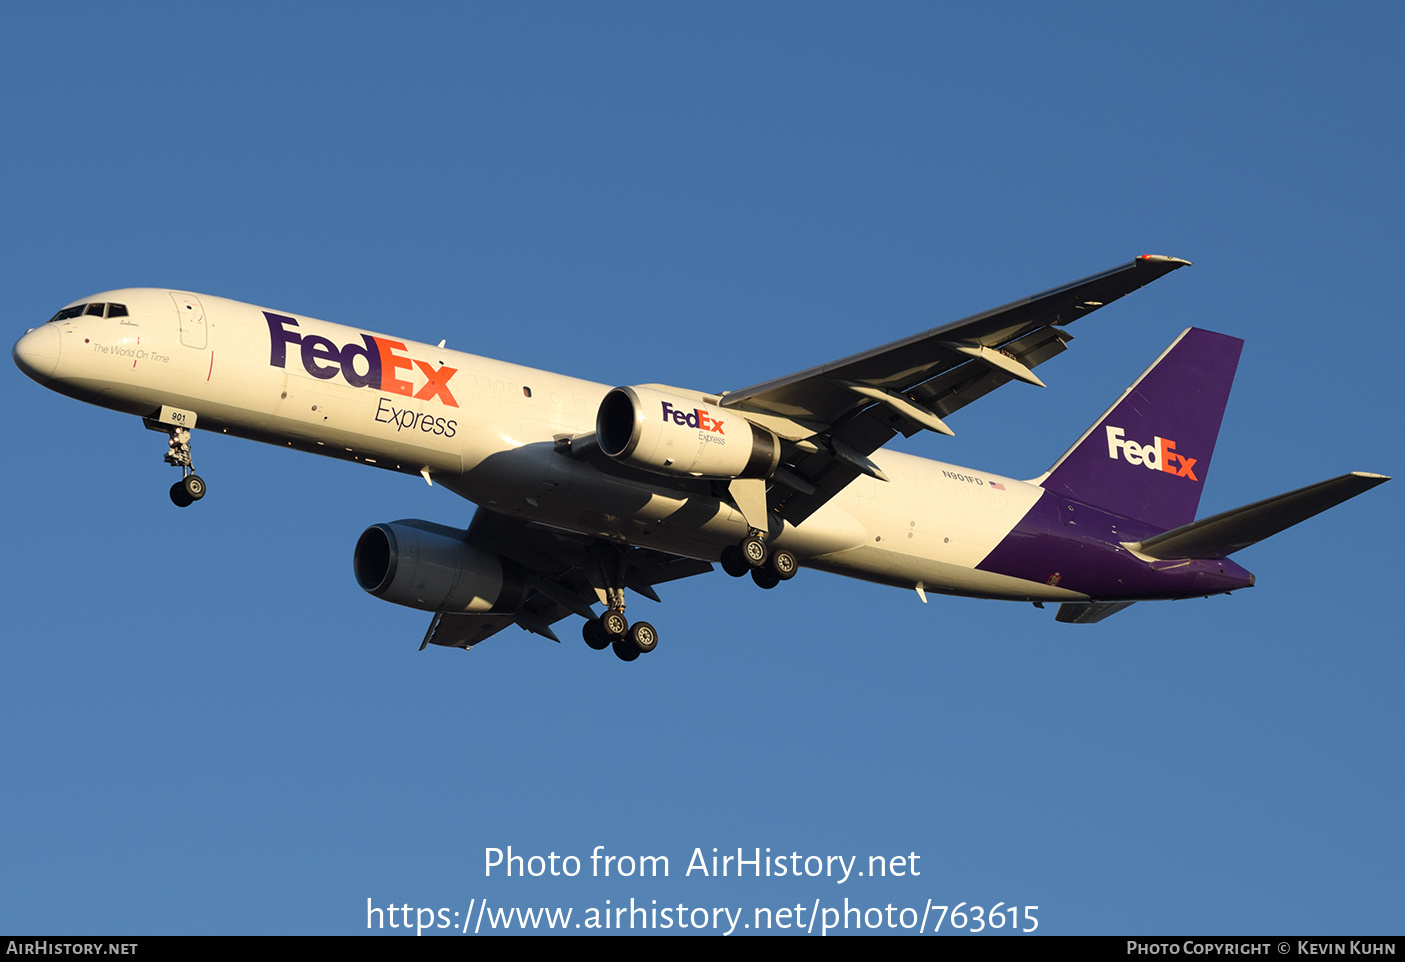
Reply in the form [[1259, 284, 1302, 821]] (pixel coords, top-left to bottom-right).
[[354, 520, 527, 613], [596, 385, 779, 480]]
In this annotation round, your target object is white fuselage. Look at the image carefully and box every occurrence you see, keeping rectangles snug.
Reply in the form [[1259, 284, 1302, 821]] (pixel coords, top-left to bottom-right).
[[18, 288, 1088, 604]]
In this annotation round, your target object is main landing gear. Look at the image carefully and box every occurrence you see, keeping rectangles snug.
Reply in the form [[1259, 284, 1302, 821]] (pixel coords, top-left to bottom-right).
[[581, 613, 658, 663], [719, 531, 797, 590], [579, 547, 659, 663], [149, 421, 207, 508]]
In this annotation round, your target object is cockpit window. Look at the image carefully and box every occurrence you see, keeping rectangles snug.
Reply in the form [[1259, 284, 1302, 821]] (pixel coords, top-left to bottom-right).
[[46, 302, 130, 322], [49, 305, 87, 322]]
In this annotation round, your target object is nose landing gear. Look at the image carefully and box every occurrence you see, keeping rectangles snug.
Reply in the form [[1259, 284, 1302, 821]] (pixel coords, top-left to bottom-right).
[[145, 416, 207, 508], [162, 426, 208, 508]]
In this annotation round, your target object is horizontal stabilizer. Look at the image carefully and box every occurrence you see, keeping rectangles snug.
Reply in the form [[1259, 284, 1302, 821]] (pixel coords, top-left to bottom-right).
[[1131, 472, 1390, 560], [1056, 601, 1136, 623]]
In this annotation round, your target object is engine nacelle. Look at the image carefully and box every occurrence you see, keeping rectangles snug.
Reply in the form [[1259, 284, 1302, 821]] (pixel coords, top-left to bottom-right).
[[353, 520, 527, 613], [596, 385, 779, 480]]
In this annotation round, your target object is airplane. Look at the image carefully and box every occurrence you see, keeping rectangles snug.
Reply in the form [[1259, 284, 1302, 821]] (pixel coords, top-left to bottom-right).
[[12, 255, 1388, 660]]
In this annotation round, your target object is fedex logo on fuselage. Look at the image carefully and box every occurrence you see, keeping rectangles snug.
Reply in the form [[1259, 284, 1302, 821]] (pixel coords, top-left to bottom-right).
[[661, 400, 724, 434], [1105, 426, 1198, 480], [264, 312, 458, 407]]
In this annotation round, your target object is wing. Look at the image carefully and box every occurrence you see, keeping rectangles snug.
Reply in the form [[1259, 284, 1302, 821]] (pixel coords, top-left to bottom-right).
[[719, 255, 1191, 525], [418, 510, 713, 651]]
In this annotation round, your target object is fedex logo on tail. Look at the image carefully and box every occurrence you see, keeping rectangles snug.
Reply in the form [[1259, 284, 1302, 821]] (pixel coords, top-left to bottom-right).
[[265, 313, 458, 407], [1105, 426, 1198, 480], [660, 400, 724, 434]]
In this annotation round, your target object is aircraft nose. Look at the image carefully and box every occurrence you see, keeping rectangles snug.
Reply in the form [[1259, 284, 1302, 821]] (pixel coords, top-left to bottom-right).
[[13, 324, 61, 384]]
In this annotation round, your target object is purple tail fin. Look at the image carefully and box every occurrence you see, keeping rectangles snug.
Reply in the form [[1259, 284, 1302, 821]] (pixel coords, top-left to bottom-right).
[[1038, 328, 1243, 531]]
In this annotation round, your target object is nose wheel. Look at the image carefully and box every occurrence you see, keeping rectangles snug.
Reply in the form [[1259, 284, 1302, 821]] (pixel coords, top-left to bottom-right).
[[169, 473, 207, 508]]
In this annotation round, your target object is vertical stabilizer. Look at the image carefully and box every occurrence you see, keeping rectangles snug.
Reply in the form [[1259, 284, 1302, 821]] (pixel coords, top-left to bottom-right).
[[1038, 328, 1243, 530]]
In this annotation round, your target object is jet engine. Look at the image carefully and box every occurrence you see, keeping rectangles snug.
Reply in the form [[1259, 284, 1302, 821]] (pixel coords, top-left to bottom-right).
[[596, 385, 779, 480], [353, 520, 527, 613]]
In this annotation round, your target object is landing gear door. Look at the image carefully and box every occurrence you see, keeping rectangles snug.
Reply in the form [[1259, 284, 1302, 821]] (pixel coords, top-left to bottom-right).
[[170, 292, 208, 350]]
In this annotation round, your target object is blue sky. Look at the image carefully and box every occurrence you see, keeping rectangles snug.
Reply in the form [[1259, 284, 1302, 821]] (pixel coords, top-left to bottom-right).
[[2, 2, 1400, 935]]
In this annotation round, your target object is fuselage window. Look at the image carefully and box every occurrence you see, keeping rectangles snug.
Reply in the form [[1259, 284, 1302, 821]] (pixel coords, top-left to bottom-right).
[[107, 303, 128, 317], [85, 303, 106, 316]]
